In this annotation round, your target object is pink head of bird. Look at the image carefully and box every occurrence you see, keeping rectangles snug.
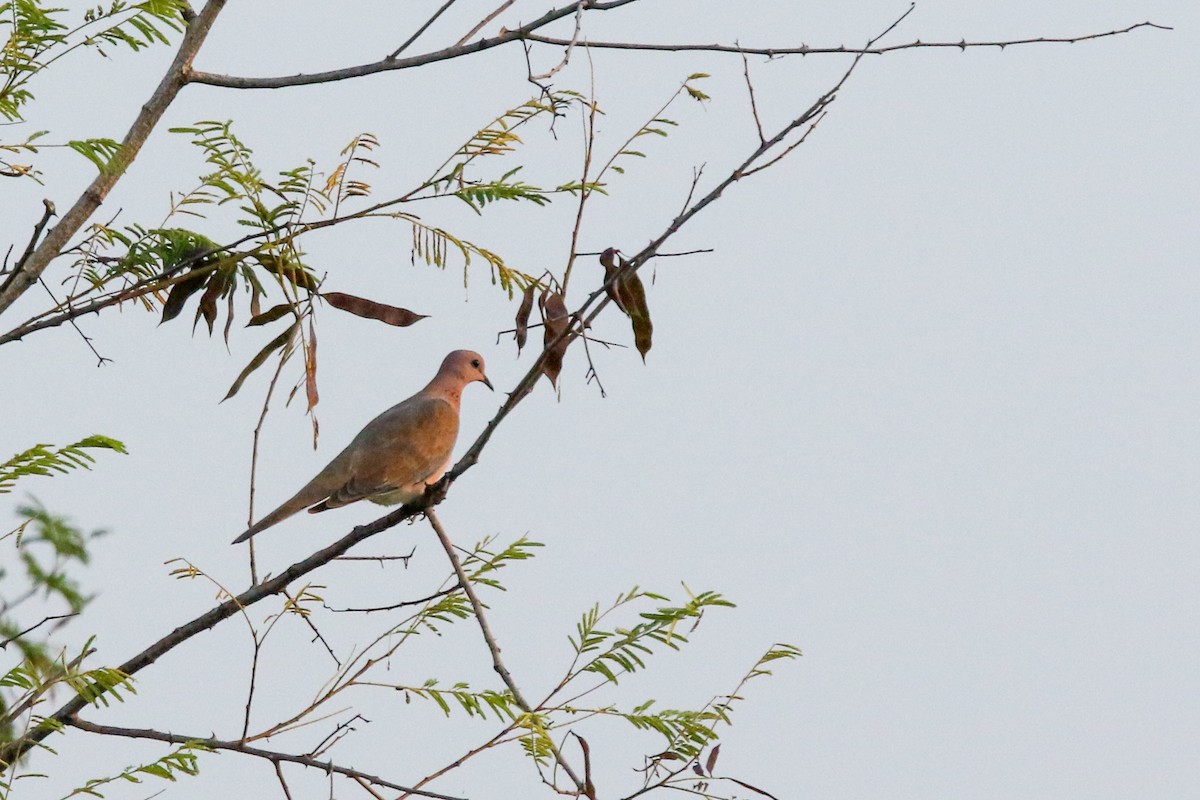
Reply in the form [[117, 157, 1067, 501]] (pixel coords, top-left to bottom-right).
[[436, 350, 493, 392]]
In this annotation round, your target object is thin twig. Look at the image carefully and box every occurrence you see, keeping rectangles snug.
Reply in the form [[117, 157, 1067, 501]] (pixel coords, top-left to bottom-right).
[[0, 612, 77, 649], [454, 0, 516, 46], [559, 63, 599, 294], [324, 586, 458, 614], [273, 761, 295, 800], [521, 20, 1172, 57], [248, 326, 297, 585], [390, 0, 459, 58], [37, 277, 110, 366], [581, 327, 607, 398], [308, 713, 367, 759], [333, 551, 413, 564], [740, 46, 765, 144], [0, 199, 55, 296], [283, 586, 341, 666]]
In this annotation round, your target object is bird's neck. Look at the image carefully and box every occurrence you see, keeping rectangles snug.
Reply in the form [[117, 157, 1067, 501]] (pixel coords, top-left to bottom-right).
[[424, 377, 463, 410]]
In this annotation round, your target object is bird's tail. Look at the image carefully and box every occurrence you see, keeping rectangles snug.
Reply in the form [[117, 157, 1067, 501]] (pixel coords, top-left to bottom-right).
[[231, 494, 316, 544]]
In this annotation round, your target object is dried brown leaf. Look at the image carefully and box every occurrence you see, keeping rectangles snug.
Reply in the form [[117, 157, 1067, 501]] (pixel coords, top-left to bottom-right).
[[256, 253, 319, 292], [705, 744, 721, 776], [247, 302, 296, 327], [305, 318, 319, 414], [223, 290, 236, 345], [159, 266, 208, 324], [600, 249, 653, 360], [193, 271, 223, 335], [515, 283, 536, 351], [619, 269, 653, 361], [322, 291, 428, 327], [540, 289, 569, 387], [222, 321, 299, 402]]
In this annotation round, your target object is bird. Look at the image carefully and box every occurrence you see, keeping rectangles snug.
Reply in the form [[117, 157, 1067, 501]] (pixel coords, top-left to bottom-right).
[[232, 350, 492, 543]]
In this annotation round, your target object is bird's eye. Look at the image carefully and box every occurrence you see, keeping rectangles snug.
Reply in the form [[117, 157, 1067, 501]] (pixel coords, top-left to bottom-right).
[[471, 359, 481, 368]]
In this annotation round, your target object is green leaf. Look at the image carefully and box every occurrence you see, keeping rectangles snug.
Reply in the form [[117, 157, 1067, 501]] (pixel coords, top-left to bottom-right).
[[67, 138, 122, 173]]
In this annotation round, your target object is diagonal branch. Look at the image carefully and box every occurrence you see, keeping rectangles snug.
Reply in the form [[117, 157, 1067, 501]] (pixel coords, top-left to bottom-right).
[[187, 0, 639, 89], [390, 0, 460, 58], [64, 718, 465, 800], [0, 199, 55, 290]]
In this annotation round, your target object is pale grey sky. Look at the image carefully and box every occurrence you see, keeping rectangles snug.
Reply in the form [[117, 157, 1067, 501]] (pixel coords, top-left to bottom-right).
[[2, 2, 1197, 798]]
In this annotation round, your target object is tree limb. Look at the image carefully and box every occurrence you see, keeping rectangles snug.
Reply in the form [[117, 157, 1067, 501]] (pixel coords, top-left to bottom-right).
[[64, 718, 465, 800], [187, 0, 640, 90]]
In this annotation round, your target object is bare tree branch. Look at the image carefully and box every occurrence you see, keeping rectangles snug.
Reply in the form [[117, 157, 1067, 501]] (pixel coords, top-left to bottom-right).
[[522, 20, 1171, 57], [0, 612, 77, 649], [0, 199, 55, 290], [187, 0, 639, 90]]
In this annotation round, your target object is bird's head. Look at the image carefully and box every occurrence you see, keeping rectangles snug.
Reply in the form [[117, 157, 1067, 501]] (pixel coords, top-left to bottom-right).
[[441, 349, 494, 391]]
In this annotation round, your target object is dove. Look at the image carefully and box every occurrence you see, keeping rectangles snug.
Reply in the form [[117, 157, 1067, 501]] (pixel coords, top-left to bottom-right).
[[232, 350, 492, 543]]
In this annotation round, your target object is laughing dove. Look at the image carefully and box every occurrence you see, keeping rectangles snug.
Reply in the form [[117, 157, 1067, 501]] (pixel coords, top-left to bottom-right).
[[232, 350, 492, 543]]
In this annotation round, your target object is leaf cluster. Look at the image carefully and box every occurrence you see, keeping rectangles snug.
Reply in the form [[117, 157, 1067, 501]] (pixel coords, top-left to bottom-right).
[[1, 0, 185, 128], [0, 437, 126, 495], [64, 741, 207, 798]]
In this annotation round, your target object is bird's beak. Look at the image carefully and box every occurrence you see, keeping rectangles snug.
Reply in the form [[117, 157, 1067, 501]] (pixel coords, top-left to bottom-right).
[[481, 374, 494, 391]]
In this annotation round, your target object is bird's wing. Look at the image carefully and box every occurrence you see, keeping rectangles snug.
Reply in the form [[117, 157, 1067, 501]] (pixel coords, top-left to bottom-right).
[[317, 396, 459, 510]]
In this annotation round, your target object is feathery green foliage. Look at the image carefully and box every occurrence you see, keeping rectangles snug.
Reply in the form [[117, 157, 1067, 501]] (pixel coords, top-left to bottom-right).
[[402, 680, 519, 722], [0, 437, 126, 495], [0, 0, 185, 122], [63, 741, 207, 798]]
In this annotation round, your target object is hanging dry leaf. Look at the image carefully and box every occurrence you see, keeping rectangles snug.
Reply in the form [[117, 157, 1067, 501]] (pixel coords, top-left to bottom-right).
[[540, 289, 570, 386], [619, 269, 653, 361], [223, 290, 236, 345], [322, 291, 428, 327], [305, 318, 319, 414], [599, 248, 653, 360], [255, 252, 319, 292], [515, 283, 536, 351], [159, 264, 209, 324], [249, 286, 263, 319], [192, 271, 224, 335], [247, 302, 296, 327], [222, 320, 299, 402], [705, 744, 721, 776]]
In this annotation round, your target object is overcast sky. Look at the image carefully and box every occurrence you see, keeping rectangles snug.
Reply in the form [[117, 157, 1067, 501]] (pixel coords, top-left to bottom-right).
[[2, 2, 1197, 798]]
